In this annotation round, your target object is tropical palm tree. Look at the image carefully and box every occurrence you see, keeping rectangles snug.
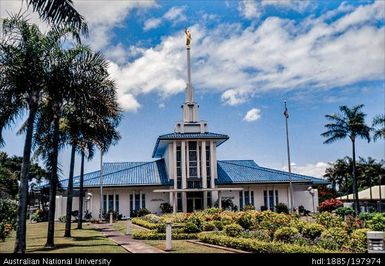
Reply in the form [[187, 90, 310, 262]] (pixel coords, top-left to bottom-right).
[[0, 15, 50, 253], [25, 0, 88, 35], [321, 104, 371, 215], [60, 48, 121, 234], [358, 157, 385, 200], [372, 114, 385, 141]]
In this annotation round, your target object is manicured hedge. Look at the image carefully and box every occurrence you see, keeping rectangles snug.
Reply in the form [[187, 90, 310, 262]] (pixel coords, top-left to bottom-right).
[[131, 218, 159, 230], [198, 232, 332, 253], [132, 230, 198, 240]]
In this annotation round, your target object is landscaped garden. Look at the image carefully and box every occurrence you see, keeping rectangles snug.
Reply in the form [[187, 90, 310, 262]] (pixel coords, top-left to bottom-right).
[[126, 207, 385, 253]]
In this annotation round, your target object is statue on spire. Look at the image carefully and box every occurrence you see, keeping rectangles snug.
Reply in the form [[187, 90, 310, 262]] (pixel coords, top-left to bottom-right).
[[184, 28, 192, 49]]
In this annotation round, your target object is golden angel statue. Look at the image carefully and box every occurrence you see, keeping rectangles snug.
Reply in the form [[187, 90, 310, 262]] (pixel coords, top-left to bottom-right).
[[184, 28, 192, 48]]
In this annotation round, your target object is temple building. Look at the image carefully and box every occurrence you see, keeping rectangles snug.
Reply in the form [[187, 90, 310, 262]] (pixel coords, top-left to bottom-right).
[[51, 31, 328, 220]]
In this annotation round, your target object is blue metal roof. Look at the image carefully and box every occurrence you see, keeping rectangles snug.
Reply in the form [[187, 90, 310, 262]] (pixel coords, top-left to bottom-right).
[[216, 160, 329, 185], [38, 159, 172, 189], [152, 132, 229, 158]]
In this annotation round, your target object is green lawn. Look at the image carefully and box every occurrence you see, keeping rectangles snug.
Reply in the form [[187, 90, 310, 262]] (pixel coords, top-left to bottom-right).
[[112, 220, 231, 253], [0, 222, 127, 253]]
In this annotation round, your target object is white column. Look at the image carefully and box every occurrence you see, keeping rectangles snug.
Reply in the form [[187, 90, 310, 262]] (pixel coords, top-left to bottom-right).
[[287, 185, 291, 209], [139, 191, 143, 209], [128, 192, 134, 217], [132, 191, 135, 211], [181, 141, 187, 212], [106, 192, 109, 212], [173, 141, 177, 186], [210, 141, 218, 203], [272, 186, 276, 211], [173, 192, 177, 214], [201, 141, 207, 188], [266, 187, 270, 210], [218, 191, 222, 209]]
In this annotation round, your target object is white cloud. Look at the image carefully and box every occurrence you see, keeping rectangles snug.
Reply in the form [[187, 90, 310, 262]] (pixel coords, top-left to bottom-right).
[[143, 6, 186, 31], [221, 88, 253, 106], [243, 108, 262, 122], [283, 162, 329, 178], [163, 7, 186, 23], [143, 17, 162, 31], [238, 0, 313, 19]]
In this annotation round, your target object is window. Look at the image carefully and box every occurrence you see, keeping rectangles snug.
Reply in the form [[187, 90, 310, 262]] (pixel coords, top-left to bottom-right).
[[103, 195, 107, 213], [177, 193, 182, 212], [130, 193, 143, 211], [207, 192, 212, 207], [269, 190, 274, 210], [206, 146, 211, 178], [275, 190, 279, 206], [176, 146, 182, 188], [108, 195, 113, 211], [129, 194, 133, 212], [239, 191, 243, 210], [115, 194, 119, 212], [135, 194, 140, 210], [188, 142, 198, 177], [245, 191, 249, 205], [251, 191, 255, 206]]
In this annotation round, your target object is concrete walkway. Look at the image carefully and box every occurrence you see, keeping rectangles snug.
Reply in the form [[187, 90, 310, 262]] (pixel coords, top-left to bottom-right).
[[94, 223, 165, 253]]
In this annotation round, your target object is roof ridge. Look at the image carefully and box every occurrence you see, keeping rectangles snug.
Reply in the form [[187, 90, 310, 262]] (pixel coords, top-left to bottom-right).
[[218, 160, 259, 169]]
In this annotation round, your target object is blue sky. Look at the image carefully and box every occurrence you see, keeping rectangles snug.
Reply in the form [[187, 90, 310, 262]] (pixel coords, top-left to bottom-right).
[[1, 0, 384, 178]]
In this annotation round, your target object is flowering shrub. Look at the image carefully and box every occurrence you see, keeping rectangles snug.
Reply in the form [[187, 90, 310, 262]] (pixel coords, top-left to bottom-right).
[[315, 212, 343, 228], [224, 223, 243, 237], [344, 215, 364, 234], [236, 212, 254, 229], [241, 229, 271, 241], [143, 214, 161, 224], [212, 221, 224, 231], [184, 222, 202, 233], [202, 221, 216, 231], [273, 227, 301, 243], [318, 227, 349, 250], [302, 223, 325, 240], [349, 228, 369, 253], [367, 213, 385, 231], [319, 198, 343, 212], [255, 211, 291, 234]]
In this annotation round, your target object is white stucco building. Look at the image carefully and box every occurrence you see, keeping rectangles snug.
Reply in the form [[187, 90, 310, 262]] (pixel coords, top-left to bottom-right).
[[50, 36, 328, 220]]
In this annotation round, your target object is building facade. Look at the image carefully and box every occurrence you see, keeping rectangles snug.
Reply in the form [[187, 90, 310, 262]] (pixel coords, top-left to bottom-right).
[[50, 36, 328, 220]]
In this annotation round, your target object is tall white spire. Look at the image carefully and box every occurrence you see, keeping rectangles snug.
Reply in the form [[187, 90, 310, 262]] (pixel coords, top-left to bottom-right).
[[175, 28, 208, 134], [182, 28, 198, 122]]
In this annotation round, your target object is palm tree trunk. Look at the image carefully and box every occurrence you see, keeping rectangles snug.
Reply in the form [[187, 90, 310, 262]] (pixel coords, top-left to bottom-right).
[[77, 151, 84, 229], [45, 116, 60, 248], [14, 105, 37, 253], [352, 139, 360, 215], [64, 144, 76, 237]]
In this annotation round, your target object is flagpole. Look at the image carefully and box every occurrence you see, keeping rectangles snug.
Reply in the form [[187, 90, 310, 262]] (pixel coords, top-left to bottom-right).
[[284, 101, 294, 213], [99, 150, 104, 220]]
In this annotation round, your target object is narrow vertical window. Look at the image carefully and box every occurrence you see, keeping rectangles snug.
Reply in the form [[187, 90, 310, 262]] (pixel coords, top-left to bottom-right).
[[275, 190, 279, 205], [108, 195, 113, 211], [239, 191, 243, 210], [135, 194, 140, 210], [115, 194, 119, 213], [263, 190, 267, 210], [129, 194, 133, 213], [251, 191, 254, 206], [142, 194, 146, 209], [269, 190, 274, 210], [245, 191, 249, 205], [103, 195, 107, 213]]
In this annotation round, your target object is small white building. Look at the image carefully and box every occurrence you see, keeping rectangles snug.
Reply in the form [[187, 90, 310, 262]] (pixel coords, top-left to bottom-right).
[[51, 36, 328, 220]]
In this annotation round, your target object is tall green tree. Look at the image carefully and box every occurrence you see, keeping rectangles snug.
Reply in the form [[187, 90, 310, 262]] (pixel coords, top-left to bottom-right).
[[372, 114, 385, 141], [321, 104, 371, 215], [61, 48, 121, 236], [0, 16, 49, 253]]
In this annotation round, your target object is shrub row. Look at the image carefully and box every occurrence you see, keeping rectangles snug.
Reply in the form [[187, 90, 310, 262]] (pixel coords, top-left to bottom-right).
[[198, 232, 331, 253], [131, 217, 159, 230], [132, 230, 198, 240]]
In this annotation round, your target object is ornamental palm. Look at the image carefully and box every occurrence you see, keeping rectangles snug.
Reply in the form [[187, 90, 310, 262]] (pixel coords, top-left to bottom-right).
[[25, 0, 88, 36], [321, 104, 371, 215], [358, 157, 385, 201], [0, 15, 52, 253], [372, 114, 385, 141]]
